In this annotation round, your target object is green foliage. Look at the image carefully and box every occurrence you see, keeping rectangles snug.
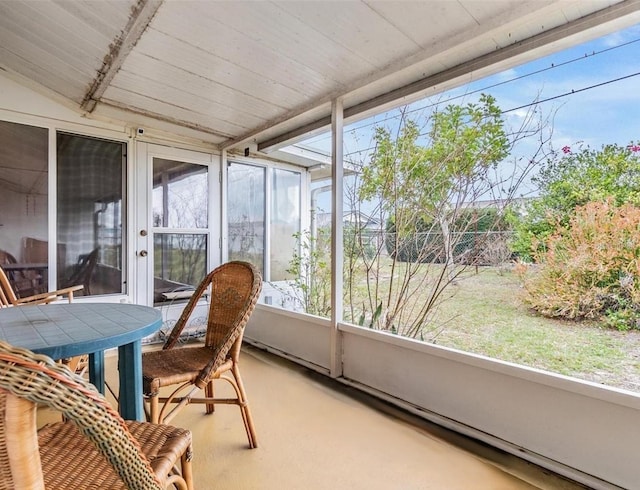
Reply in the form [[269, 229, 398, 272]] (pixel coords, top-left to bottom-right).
[[426, 94, 510, 194], [454, 208, 510, 232], [284, 229, 331, 317], [344, 225, 377, 260], [360, 94, 509, 234], [510, 143, 640, 260], [522, 200, 640, 330], [358, 302, 382, 328]]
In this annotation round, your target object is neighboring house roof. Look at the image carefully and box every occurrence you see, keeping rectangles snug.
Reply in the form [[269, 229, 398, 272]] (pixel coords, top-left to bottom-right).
[[459, 197, 534, 210], [316, 211, 383, 230]]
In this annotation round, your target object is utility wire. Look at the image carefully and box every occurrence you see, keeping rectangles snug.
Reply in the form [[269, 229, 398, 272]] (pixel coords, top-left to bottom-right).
[[342, 68, 640, 159], [502, 70, 640, 114], [307, 35, 640, 148]]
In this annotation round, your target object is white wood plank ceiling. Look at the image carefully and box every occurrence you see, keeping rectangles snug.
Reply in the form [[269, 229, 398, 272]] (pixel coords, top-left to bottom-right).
[[0, 0, 639, 152]]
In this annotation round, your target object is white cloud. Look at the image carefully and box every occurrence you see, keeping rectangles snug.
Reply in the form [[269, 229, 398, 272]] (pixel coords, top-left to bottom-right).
[[600, 25, 640, 48], [492, 68, 519, 82]]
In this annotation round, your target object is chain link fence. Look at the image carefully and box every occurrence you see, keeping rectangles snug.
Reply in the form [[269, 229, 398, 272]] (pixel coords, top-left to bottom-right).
[[353, 230, 514, 266]]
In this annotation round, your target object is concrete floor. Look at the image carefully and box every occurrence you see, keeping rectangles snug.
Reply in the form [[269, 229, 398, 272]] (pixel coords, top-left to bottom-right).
[[40, 344, 587, 490]]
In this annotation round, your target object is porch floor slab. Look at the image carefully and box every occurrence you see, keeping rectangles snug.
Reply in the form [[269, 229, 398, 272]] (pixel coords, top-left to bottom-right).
[[39, 343, 586, 489]]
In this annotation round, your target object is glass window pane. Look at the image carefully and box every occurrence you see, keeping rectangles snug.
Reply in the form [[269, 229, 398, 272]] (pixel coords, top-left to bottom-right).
[[271, 169, 301, 281], [153, 159, 208, 229], [154, 233, 207, 303], [57, 132, 125, 296], [0, 121, 49, 297], [228, 163, 265, 273]]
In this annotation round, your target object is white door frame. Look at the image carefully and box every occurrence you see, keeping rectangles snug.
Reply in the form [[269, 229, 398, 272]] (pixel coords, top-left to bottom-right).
[[133, 142, 221, 307]]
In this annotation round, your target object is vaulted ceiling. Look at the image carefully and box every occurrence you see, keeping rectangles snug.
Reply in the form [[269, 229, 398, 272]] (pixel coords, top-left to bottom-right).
[[1, 0, 639, 153]]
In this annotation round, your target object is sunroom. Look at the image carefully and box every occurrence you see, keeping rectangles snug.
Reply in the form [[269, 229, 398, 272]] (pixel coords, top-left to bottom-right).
[[1, 1, 640, 489]]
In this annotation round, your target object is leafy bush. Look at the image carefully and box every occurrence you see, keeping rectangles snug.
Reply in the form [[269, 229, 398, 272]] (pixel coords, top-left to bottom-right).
[[281, 229, 332, 317], [521, 200, 640, 330], [510, 143, 640, 261]]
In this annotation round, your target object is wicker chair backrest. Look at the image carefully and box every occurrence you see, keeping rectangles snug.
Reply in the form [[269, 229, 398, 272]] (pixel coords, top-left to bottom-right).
[[162, 261, 262, 388]]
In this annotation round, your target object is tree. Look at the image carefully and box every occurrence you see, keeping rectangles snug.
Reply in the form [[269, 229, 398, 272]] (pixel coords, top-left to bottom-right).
[[344, 94, 550, 338], [509, 143, 640, 260], [360, 95, 509, 276]]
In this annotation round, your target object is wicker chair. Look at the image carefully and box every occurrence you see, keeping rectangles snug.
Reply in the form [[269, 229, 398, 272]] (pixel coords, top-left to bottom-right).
[[0, 341, 194, 490], [142, 261, 262, 448]]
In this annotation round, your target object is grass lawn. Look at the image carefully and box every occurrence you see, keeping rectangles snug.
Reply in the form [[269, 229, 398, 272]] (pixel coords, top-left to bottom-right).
[[428, 267, 640, 392], [348, 260, 640, 393]]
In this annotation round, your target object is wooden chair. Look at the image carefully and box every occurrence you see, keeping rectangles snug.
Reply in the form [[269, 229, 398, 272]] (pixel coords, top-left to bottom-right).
[[142, 261, 262, 448], [0, 249, 40, 298], [0, 341, 193, 490], [1, 264, 87, 373], [61, 247, 99, 296], [21, 237, 68, 294], [0, 264, 83, 308]]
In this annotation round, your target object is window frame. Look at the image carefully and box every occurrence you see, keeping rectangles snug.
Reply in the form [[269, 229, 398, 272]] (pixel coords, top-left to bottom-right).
[[226, 157, 307, 283]]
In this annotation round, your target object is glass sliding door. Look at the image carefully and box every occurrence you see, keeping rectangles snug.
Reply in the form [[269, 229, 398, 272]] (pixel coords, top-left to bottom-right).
[[57, 132, 126, 296], [228, 163, 265, 272], [0, 121, 49, 297], [227, 160, 303, 309], [271, 168, 301, 281]]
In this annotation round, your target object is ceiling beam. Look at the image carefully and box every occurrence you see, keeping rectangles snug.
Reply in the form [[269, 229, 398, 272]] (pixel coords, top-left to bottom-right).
[[99, 100, 235, 139], [81, 0, 163, 112], [254, 0, 640, 153]]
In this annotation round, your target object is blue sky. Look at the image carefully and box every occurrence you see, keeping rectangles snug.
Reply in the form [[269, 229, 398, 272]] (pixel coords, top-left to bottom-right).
[[302, 22, 640, 200], [489, 23, 640, 150]]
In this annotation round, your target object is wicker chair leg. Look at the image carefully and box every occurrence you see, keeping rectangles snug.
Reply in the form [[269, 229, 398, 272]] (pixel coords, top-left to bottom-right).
[[166, 474, 189, 490], [205, 380, 215, 414], [158, 384, 198, 425], [166, 452, 193, 490], [232, 364, 257, 449], [182, 448, 194, 490], [148, 394, 160, 424]]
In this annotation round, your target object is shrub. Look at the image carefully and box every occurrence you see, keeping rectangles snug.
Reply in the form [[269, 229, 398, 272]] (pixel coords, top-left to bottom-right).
[[279, 229, 331, 317], [509, 143, 640, 261], [522, 199, 640, 330]]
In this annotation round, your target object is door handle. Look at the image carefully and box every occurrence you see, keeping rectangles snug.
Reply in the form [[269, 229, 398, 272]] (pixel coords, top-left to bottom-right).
[[139, 250, 148, 257]]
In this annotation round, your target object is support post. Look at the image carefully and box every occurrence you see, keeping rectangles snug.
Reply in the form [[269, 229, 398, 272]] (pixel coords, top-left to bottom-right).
[[330, 98, 344, 378]]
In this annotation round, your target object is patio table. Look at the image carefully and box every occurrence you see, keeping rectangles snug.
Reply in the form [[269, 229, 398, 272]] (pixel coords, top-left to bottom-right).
[[2, 262, 48, 271], [0, 302, 161, 421]]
